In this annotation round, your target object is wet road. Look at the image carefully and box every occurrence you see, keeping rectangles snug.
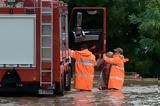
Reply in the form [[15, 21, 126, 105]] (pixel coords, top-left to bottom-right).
[[0, 85, 159, 106]]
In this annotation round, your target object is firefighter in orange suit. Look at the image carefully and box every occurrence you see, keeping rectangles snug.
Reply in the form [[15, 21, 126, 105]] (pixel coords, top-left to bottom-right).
[[103, 48, 129, 90], [69, 44, 96, 91]]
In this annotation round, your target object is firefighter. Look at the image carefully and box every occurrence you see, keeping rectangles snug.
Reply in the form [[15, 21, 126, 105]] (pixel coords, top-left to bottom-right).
[[69, 43, 96, 91], [97, 52, 113, 90], [103, 48, 129, 90]]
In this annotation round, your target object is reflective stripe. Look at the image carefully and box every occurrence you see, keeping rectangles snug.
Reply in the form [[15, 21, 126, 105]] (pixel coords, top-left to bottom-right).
[[111, 76, 123, 81], [75, 73, 94, 77], [75, 61, 94, 66], [75, 58, 95, 66], [112, 65, 124, 71]]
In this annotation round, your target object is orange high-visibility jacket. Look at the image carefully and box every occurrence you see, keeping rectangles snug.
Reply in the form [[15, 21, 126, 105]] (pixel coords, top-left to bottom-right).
[[104, 53, 128, 90], [70, 49, 96, 90]]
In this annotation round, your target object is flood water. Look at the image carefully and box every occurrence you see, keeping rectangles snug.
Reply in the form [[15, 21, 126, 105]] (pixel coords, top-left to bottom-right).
[[0, 85, 159, 106]]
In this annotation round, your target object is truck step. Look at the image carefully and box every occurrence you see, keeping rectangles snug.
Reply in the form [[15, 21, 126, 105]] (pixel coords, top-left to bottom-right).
[[41, 23, 52, 26], [41, 8, 52, 12], [41, 58, 51, 61], [41, 47, 52, 49], [41, 34, 51, 37], [41, 70, 51, 73], [40, 82, 52, 84]]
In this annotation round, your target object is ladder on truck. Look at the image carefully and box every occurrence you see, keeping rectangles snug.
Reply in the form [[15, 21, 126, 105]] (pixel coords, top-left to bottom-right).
[[40, 0, 54, 90]]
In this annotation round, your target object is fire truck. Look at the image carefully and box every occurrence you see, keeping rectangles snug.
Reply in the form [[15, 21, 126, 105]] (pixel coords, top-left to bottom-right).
[[0, 0, 70, 95], [0, 0, 106, 95]]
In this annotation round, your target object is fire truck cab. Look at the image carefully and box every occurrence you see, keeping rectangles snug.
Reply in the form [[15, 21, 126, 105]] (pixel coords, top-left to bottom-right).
[[0, 0, 70, 95], [69, 7, 106, 54]]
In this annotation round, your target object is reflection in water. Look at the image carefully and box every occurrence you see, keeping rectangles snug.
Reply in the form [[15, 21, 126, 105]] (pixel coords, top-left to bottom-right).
[[62, 89, 125, 106], [0, 85, 159, 106], [106, 90, 125, 106], [73, 92, 96, 106]]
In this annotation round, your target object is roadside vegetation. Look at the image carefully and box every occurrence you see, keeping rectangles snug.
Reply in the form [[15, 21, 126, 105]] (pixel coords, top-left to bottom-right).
[[65, 0, 160, 78]]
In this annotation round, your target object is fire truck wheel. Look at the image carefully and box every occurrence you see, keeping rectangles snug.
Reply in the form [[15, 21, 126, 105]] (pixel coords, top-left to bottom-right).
[[59, 71, 65, 96], [64, 65, 71, 91], [2, 69, 21, 87], [70, 63, 73, 78], [54, 70, 65, 96]]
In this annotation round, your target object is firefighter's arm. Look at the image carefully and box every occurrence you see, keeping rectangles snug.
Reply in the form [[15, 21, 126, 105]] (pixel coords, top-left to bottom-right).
[[123, 58, 129, 63], [94, 61, 97, 66], [69, 49, 77, 59], [120, 55, 129, 63], [96, 54, 104, 67], [103, 53, 119, 65], [91, 55, 97, 66]]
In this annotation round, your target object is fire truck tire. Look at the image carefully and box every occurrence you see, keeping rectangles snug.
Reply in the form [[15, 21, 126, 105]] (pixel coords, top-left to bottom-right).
[[2, 69, 21, 87], [56, 71, 65, 96], [54, 69, 65, 96], [64, 65, 71, 91], [70, 63, 73, 78]]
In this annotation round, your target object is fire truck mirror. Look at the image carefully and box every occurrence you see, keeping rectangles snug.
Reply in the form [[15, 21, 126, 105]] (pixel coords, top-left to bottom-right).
[[75, 12, 83, 36]]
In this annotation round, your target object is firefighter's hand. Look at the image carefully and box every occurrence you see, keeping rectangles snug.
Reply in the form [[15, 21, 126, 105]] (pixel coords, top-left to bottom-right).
[[69, 49, 75, 58], [68, 56, 71, 64], [103, 53, 107, 60], [98, 54, 102, 59], [68, 49, 72, 55], [89, 45, 96, 51]]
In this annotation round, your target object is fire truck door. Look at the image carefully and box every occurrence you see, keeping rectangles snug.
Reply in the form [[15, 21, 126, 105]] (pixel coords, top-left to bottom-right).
[[60, 12, 69, 66], [59, 10, 71, 92]]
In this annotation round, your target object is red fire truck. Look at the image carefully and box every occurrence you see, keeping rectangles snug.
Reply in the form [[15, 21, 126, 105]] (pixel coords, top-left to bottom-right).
[[0, 0, 70, 95], [0, 0, 106, 95]]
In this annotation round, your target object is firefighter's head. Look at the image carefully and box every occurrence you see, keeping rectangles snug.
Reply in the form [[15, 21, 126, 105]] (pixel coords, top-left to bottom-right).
[[106, 51, 113, 57], [114, 48, 123, 54]]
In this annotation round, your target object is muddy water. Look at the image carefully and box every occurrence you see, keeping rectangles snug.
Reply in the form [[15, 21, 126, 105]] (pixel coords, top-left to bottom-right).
[[0, 85, 159, 106]]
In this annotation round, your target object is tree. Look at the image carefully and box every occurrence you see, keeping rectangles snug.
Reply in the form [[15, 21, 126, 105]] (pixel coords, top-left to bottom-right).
[[66, 0, 160, 77], [129, 0, 160, 77]]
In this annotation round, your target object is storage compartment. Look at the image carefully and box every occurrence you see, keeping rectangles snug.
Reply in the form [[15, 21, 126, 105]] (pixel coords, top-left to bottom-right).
[[0, 14, 36, 67]]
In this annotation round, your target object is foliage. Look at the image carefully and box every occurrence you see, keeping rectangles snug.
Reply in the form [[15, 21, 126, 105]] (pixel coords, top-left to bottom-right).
[[65, 0, 160, 77], [129, 0, 160, 77], [65, 0, 108, 5]]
